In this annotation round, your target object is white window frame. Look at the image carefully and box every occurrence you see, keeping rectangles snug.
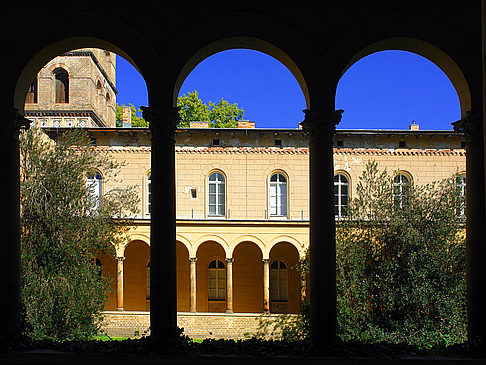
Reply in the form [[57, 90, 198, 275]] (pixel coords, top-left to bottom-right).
[[269, 172, 288, 219], [208, 171, 226, 217], [334, 173, 349, 218], [208, 259, 226, 301], [393, 173, 411, 209], [457, 174, 466, 218], [86, 172, 102, 212], [270, 259, 288, 301], [146, 172, 151, 217]]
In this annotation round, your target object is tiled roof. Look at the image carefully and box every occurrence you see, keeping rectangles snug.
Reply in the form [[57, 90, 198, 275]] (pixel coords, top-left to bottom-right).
[[90, 145, 465, 156]]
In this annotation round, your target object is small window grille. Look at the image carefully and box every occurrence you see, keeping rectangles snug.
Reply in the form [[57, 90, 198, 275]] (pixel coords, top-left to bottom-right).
[[212, 139, 220, 146], [53, 120, 61, 128], [275, 139, 282, 147], [191, 188, 197, 199], [399, 140, 406, 148]]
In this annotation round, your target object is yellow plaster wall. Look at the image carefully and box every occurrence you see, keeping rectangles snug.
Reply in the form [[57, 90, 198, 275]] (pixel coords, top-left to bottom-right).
[[124, 240, 150, 311], [176, 242, 190, 312], [233, 242, 264, 313]]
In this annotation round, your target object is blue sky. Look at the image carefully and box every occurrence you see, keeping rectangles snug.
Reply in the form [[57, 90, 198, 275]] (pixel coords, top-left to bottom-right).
[[116, 49, 461, 130]]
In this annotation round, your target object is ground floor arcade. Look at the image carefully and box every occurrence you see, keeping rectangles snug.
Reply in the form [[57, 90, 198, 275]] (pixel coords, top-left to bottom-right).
[[101, 220, 308, 315]]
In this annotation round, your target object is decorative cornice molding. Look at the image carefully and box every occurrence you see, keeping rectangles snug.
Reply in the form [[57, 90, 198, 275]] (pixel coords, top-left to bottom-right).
[[141, 106, 180, 142], [301, 109, 343, 143], [89, 145, 465, 156], [24, 109, 106, 127], [452, 111, 483, 146]]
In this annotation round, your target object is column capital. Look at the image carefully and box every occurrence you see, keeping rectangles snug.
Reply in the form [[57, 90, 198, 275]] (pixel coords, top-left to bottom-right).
[[189, 257, 197, 263], [116, 256, 125, 262], [452, 111, 483, 146], [225, 258, 234, 264], [0, 108, 32, 141], [301, 109, 343, 143], [141, 106, 180, 142], [262, 258, 270, 264]]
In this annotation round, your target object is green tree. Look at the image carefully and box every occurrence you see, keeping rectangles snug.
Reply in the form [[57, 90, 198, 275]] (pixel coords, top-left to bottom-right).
[[117, 91, 245, 129], [177, 90, 245, 128], [336, 161, 466, 347], [20, 127, 139, 341], [116, 103, 149, 127]]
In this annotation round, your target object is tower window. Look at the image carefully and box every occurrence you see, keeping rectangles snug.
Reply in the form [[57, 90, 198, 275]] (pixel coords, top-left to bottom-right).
[[54, 68, 69, 103], [25, 79, 37, 104]]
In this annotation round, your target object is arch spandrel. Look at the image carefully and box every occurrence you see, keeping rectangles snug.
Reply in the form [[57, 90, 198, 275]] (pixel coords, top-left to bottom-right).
[[324, 12, 476, 118], [176, 234, 192, 256], [162, 11, 325, 109], [13, 10, 159, 112]]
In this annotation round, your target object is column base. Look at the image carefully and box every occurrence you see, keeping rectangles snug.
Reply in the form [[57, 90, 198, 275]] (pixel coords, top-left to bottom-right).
[[116, 308, 125, 311], [225, 310, 233, 314]]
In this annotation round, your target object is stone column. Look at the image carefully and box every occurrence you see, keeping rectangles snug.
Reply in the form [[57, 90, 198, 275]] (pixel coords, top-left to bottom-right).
[[225, 258, 234, 313], [189, 257, 197, 313], [116, 257, 125, 311], [453, 112, 486, 344], [141, 106, 179, 340], [301, 109, 343, 345], [263, 259, 270, 312], [0, 109, 31, 337]]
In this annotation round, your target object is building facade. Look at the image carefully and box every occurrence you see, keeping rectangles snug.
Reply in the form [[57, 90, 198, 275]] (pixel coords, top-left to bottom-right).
[[34, 48, 467, 338], [44, 123, 466, 339]]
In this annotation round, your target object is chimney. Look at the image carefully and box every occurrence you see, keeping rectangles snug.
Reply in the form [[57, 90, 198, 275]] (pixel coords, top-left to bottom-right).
[[409, 121, 419, 131], [122, 106, 132, 128], [189, 121, 209, 128], [237, 120, 255, 129]]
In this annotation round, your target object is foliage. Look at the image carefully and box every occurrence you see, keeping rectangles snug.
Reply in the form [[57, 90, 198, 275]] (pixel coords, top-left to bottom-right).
[[336, 160, 466, 347], [116, 91, 245, 128], [116, 103, 149, 127], [177, 90, 245, 128], [20, 127, 139, 341]]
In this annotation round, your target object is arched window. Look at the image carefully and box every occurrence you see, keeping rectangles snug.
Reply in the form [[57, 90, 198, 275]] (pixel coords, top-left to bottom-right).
[[457, 174, 466, 218], [208, 172, 225, 216], [146, 172, 151, 216], [146, 261, 150, 300], [106, 93, 111, 102], [270, 260, 288, 301], [86, 172, 102, 211], [269, 173, 287, 217], [25, 78, 37, 104], [54, 68, 69, 103], [393, 173, 411, 209], [208, 259, 226, 301], [334, 173, 349, 218]]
